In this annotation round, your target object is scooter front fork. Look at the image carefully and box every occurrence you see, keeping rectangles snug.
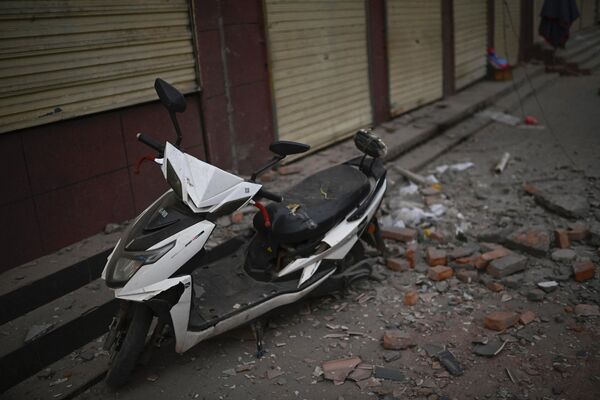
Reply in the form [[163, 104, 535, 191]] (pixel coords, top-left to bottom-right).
[[250, 319, 268, 359]]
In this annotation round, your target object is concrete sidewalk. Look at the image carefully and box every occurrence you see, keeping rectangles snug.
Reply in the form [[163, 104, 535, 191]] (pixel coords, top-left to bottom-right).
[[2, 26, 599, 399]]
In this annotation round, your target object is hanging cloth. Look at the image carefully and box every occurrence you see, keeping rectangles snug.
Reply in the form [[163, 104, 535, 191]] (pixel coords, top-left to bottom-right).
[[539, 0, 580, 48]]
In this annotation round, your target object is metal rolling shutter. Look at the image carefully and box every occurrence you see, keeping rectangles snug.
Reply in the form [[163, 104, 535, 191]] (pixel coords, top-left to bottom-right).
[[581, 0, 596, 28], [454, 0, 487, 90], [264, 0, 372, 150], [0, 0, 199, 134], [534, 0, 544, 42], [387, 0, 443, 116], [494, 0, 521, 65], [572, 0, 583, 32]]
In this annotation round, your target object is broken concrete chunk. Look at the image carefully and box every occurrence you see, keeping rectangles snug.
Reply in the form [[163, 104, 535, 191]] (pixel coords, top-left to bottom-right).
[[537, 281, 558, 293], [484, 311, 519, 331], [24, 323, 55, 343], [456, 269, 478, 283], [551, 249, 576, 262], [573, 260, 596, 282], [373, 366, 405, 381], [383, 351, 401, 363], [473, 337, 507, 357], [382, 330, 415, 350], [526, 289, 546, 302], [322, 357, 362, 383], [524, 185, 590, 218], [449, 243, 480, 260], [422, 343, 445, 357], [574, 304, 600, 317], [505, 228, 550, 257], [487, 254, 528, 278]]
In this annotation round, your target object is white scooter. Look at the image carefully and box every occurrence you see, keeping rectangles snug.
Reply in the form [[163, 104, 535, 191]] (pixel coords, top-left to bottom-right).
[[101, 79, 388, 388]]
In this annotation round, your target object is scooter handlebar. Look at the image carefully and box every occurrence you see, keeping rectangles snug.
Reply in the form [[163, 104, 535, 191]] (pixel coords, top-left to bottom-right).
[[137, 133, 165, 154], [256, 188, 283, 203]]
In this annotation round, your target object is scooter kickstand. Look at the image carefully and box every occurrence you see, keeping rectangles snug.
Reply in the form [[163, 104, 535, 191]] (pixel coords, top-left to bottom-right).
[[250, 319, 267, 359]]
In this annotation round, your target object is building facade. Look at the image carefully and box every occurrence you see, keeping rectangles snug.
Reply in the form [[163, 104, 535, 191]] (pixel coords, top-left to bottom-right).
[[1, 0, 597, 272]]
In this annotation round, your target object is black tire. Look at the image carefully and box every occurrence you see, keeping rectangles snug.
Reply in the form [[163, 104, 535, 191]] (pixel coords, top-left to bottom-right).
[[105, 303, 153, 389]]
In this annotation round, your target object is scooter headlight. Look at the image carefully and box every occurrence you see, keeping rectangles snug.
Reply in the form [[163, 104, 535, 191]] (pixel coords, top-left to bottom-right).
[[106, 241, 176, 287]]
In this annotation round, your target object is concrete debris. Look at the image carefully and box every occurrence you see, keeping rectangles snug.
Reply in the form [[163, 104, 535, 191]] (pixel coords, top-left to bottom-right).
[[473, 337, 507, 357], [537, 281, 558, 293], [487, 254, 528, 278], [526, 289, 546, 302], [551, 249, 577, 262], [24, 323, 55, 343], [574, 304, 600, 317], [524, 184, 590, 219]]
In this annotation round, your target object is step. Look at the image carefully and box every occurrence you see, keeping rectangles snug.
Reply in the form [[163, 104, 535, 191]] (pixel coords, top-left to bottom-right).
[[0, 230, 120, 325], [558, 28, 600, 60], [2, 337, 109, 400], [0, 279, 118, 391], [395, 70, 559, 173]]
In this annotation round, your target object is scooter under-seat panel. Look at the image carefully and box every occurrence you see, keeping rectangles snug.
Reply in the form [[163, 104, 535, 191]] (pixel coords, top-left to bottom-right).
[[253, 165, 370, 244]]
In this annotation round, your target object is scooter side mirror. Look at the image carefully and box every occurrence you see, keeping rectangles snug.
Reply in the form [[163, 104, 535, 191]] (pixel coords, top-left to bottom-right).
[[155, 78, 187, 113], [269, 141, 310, 157]]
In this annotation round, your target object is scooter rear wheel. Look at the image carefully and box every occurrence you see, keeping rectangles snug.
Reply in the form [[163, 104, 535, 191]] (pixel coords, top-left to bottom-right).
[[105, 303, 153, 389]]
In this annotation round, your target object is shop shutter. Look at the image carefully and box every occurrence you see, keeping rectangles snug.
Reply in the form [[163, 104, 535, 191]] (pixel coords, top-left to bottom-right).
[[264, 0, 372, 150], [454, 0, 488, 90], [534, 0, 545, 43], [387, 0, 443, 116], [581, 0, 596, 28], [494, 0, 521, 65], [572, 0, 583, 32], [0, 0, 199, 134]]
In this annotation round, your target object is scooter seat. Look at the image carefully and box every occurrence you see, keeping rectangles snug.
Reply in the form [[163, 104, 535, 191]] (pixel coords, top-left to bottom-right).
[[253, 165, 370, 243]]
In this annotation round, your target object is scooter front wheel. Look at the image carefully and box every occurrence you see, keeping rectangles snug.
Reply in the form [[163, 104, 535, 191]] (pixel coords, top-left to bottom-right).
[[105, 303, 153, 389]]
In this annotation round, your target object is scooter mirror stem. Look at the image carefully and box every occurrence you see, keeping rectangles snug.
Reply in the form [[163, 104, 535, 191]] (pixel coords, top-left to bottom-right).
[[169, 110, 183, 148], [250, 155, 285, 182]]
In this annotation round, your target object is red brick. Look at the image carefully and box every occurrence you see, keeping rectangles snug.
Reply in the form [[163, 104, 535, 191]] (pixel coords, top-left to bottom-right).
[[555, 229, 570, 249], [476, 247, 512, 269], [486, 281, 505, 292], [428, 266, 453, 281], [519, 311, 536, 325], [423, 195, 442, 206], [506, 228, 550, 257], [428, 230, 445, 243], [386, 258, 408, 272], [382, 330, 414, 350], [403, 291, 418, 306], [455, 253, 481, 268], [573, 260, 596, 282], [456, 269, 478, 283], [484, 311, 519, 331], [406, 242, 418, 268], [380, 228, 418, 242], [426, 247, 447, 267]]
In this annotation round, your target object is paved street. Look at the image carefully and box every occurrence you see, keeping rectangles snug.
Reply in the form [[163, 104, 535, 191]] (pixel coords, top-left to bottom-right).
[[73, 73, 600, 400]]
